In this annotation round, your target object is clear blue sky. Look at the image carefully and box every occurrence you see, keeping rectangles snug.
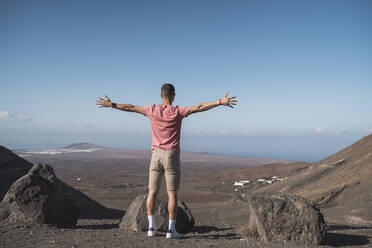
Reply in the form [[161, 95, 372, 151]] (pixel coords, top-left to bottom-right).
[[1, 0, 371, 161]]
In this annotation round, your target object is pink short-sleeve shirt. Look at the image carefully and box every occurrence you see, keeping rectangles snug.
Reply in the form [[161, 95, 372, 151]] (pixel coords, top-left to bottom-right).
[[141, 104, 189, 153]]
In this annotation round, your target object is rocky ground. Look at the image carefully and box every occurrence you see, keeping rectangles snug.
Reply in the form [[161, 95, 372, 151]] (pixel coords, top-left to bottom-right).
[[1, 217, 372, 247], [1, 193, 371, 248]]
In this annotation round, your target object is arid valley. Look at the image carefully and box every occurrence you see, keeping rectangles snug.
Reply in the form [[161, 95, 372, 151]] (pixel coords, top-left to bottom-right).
[[1, 136, 372, 247]]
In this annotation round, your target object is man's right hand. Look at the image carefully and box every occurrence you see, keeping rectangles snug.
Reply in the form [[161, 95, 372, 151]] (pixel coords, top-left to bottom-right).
[[96, 95, 113, 108]]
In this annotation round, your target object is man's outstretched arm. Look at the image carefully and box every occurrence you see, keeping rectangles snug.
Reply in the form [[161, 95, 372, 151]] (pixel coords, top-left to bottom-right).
[[188, 92, 237, 115], [96, 95, 142, 114]]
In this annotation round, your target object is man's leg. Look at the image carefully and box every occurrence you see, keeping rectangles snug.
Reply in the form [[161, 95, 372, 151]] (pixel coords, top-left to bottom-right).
[[164, 150, 182, 238], [166, 189, 182, 238], [147, 150, 162, 237], [146, 188, 158, 216], [167, 190, 177, 220], [146, 189, 158, 237]]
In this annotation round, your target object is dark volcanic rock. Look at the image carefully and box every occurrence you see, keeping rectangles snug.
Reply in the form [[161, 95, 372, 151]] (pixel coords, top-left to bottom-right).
[[0, 146, 33, 201], [246, 193, 326, 245], [119, 194, 195, 233], [0, 163, 79, 225]]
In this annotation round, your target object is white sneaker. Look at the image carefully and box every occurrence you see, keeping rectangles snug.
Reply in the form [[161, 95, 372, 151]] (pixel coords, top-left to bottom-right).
[[147, 227, 156, 237], [166, 229, 182, 239]]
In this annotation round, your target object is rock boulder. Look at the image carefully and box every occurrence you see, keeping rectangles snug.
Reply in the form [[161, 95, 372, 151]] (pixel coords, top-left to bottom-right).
[[0, 163, 79, 225], [246, 193, 326, 245], [119, 194, 194, 233]]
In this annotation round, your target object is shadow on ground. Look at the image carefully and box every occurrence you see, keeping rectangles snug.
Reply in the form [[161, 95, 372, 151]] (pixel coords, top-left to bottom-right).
[[97, 208, 125, 219], [55, 220, 122, 230], [320, 224, 371, 247], [327, 225, 372, 232], [190, 225, 239, 240], [56, 210, 125, 230], [60, 180, 126, 220], [79, 208, 125, 220], [73, 223, 120, 230]]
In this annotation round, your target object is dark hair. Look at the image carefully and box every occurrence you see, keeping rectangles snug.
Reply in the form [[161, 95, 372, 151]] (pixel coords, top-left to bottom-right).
[[161, 83, 175, 99]]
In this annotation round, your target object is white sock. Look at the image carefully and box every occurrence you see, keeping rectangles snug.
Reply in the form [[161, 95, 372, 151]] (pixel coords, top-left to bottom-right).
[[148, 215, 155, 229], [168, 219, 176, 232]]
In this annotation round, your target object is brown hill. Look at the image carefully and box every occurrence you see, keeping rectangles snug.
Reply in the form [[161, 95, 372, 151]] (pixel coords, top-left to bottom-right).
[[0, 146, 33, 201], [254, 134, 372, 225]]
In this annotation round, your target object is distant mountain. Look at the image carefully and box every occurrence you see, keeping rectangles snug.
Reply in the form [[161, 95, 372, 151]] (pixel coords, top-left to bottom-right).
[[0, 146, 33, 201], [254, 133, 372, 225], [63, 143, 106, 150]]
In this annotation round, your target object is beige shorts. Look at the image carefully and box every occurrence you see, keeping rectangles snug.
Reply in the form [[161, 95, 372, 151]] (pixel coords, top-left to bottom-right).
[[148, 149, 181, 191]]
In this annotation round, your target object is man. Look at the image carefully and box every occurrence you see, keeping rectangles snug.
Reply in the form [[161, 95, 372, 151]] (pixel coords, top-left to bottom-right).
[[96, 83, 237, 239]]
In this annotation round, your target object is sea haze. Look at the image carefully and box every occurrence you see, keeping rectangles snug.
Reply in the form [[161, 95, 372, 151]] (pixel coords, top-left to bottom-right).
[[6, 130, 369, 162]]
